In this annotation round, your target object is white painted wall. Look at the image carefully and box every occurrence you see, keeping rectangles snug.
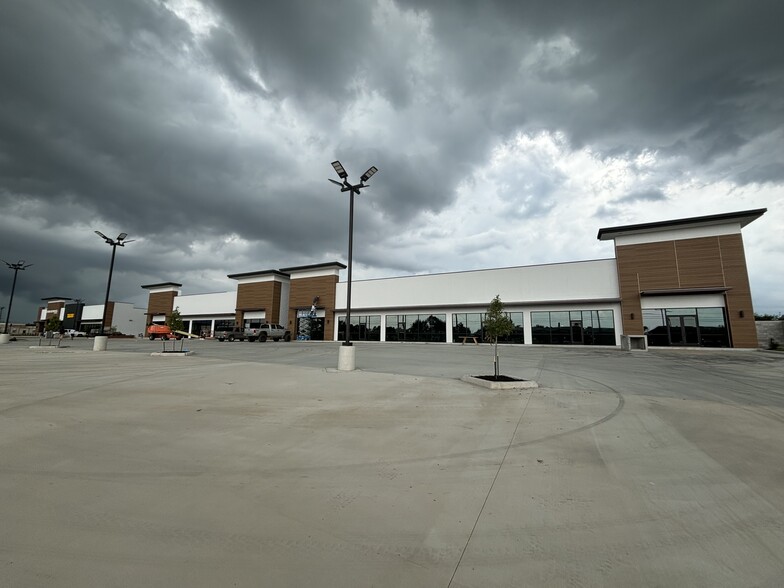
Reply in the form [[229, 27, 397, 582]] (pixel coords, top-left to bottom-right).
[[111, 303, 147, 335], [79, 302, 146, 334], [613, 222, 741, 246], [173, 291, 236, 316], [82, 305, 104, 321], [640, 293, 726, 309], [336, 259, 619, 310], [279, 280, 290, 324]]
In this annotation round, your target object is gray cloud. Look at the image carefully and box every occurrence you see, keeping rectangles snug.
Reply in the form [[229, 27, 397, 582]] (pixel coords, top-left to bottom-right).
[[1, 0, 783, 322]]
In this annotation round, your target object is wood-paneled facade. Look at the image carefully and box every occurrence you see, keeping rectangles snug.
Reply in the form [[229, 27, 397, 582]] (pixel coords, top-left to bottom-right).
[[283, 266, 344, 342], [140, 282, 182, 325], [229, 270, 288, 326], [599, 209, 765, 348]]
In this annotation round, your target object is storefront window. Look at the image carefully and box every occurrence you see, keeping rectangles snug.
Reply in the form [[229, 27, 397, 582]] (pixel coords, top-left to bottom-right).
[[338, 315, 381, 341], [643, 307, 728, 347], [386, 314, 446, 342], [531, 310, 615, 345], [452, 312, 524, 343]]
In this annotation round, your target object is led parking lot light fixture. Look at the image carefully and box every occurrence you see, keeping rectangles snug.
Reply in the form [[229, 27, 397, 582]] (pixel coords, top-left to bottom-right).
[[331, 160, 348, 179], [2, 259, 33, 335], [328, 160, 378, 370], [360, 166, 378, 183], [95, 231, 134, 337]]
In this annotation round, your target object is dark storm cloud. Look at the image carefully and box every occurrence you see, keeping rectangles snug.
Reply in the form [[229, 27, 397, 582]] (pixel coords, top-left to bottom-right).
[[203, 0, 376, 104], [391, 0, 784, 176], [1, 0, 783, 322], [202, 27, 268, 95]]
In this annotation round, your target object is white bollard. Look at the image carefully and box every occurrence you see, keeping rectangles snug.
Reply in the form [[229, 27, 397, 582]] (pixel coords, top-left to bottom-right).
[[337, 345, 356, 371], [0, 333, 10, 344], [93, 335, 108, 351]]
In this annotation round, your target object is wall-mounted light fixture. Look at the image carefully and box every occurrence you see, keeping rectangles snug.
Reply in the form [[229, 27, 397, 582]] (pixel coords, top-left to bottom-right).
[[739, 310, 745, 318], [631, 312, 635, 320]]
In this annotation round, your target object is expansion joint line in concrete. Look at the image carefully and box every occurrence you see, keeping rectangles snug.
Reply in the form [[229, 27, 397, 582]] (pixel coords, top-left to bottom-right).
[[447, 389, 535, 588]]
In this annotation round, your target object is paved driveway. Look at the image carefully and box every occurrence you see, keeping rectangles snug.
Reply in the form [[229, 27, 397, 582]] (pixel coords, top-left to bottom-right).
[[1, 341, 783, 586]]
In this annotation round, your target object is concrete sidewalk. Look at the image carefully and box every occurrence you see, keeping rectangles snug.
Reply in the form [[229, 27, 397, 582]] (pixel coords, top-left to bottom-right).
[[1, 345, 783, 587]]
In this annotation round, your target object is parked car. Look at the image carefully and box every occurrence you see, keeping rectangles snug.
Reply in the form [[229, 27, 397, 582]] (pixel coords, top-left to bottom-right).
[[64, 329, 87, 337], [215, 326, 247, 342], [247, 323, 291, 342]]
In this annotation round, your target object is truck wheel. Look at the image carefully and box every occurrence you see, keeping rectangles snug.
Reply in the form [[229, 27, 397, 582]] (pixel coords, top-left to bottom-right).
[[284, 333, 291, 342], [228, 334, 235, 342], [163, 335, 169, 340], [149, 335, 155, 340], [258, 332, 267, 342]]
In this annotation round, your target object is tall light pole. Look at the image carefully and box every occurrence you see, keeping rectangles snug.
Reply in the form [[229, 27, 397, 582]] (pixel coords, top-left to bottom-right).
[[95, 231, 134, 337], [2, 260, 33, 337], [329, 160, 378, 370]]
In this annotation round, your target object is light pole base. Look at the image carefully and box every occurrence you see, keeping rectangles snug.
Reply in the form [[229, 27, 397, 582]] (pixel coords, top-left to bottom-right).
[[337, 344, 356, 371], [0, 333, 10, 344], [93, 335, 109, 351]]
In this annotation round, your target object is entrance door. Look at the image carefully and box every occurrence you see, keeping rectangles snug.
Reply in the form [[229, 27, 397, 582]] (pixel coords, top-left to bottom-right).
[[667, 315, 699, 346], [570, 320, 584, 344]]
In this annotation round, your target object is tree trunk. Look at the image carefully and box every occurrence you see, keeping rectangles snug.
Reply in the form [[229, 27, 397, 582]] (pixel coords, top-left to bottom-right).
[[494, 337, 499, 378]]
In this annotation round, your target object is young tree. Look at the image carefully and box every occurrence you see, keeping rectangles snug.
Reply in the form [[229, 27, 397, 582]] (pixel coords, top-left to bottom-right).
[[45, 315, 61, 335], [165, 307, 185, 351], [166, 307, 185, 333], [483, 295, 515, 379]]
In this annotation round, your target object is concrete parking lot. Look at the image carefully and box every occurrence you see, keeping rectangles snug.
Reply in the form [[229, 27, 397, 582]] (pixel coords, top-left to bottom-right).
[[1, 339, 783, 587]]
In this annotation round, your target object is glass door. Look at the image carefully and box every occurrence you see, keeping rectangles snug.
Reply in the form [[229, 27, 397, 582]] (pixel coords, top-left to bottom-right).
[[570, 320, 584, 344], [667, 315, 698, 345]]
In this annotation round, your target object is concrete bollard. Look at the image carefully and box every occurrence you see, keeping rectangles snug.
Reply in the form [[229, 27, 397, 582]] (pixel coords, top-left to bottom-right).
[[0, 333, 10, 344], [93, 335, 108, 351], [337, 345, 356, 371]]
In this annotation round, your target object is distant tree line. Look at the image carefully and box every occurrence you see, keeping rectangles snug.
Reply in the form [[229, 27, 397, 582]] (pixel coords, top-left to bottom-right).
[[755, 313, 784, 321]]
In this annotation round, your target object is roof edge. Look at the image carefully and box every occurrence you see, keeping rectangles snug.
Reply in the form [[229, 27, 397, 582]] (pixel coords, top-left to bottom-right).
[[597, 208, 767, 241]]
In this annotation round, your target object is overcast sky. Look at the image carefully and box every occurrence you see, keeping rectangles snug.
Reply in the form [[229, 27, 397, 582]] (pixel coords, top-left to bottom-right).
[[1, 0, 782, 326]]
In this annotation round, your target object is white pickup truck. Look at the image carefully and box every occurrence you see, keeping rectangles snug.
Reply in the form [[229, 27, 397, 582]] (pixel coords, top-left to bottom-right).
[[245, 323, 291, 342]]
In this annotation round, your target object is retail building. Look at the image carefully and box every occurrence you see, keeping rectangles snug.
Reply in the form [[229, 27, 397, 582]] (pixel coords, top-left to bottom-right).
[[141, 209, 766, 349], [37, 298, 147, 336]]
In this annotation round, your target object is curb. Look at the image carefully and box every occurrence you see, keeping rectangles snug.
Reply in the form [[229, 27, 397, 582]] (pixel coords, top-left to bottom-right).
[[461, 375, 539, 390]]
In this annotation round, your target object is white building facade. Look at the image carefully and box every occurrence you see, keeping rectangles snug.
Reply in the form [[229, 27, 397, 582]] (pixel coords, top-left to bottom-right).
[[140, 209, 766, 349]]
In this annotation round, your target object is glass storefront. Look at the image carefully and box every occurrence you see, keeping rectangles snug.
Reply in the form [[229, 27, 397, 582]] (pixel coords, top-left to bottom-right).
[[338, 315, 381, 341], [642, 307, 729, 347], [385, 314, 447, 342], [531, 310, 615, 345], [189, 319, 213, 337], [452, 312, 525, 344]]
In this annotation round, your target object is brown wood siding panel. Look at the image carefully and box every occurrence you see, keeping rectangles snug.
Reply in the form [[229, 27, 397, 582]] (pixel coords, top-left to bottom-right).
[[105, 302, 114, 329], [147, 292, 176, 320], [236, 282, 276, 314], [629, 242, 679, 290], [288, 275, 339, 341], [616, 234, 758, 348], [719, 234, 758, 348], [676, 237, 725, 288], [614, 243, 681, 335]]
